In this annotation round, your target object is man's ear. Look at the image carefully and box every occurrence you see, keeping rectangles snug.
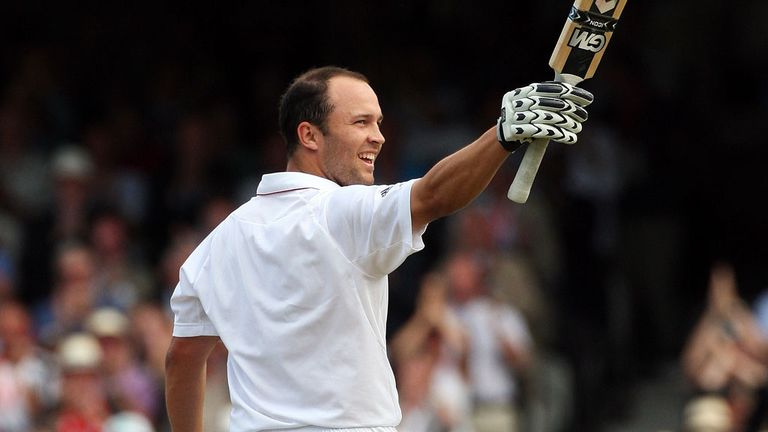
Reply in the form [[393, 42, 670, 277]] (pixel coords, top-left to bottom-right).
[[297, 121, 321, 151]]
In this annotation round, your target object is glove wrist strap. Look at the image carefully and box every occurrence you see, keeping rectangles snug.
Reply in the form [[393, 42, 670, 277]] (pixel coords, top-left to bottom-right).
[[499, 139, 523, 153], [496, 119, 523, 153]]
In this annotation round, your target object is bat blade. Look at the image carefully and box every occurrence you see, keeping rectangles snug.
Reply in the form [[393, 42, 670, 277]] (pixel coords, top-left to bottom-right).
[[550, 0, 628, 82], [507, 0, 628, 203]]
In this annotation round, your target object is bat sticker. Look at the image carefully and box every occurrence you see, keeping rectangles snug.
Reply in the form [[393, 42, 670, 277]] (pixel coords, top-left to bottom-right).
[[568, 7, 619, 32], [594, 0, 618, 14]]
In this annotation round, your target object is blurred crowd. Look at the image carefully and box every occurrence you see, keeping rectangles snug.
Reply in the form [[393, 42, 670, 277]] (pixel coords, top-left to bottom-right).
[[2, 1, 768, 431], [679, 263, 768, 432]]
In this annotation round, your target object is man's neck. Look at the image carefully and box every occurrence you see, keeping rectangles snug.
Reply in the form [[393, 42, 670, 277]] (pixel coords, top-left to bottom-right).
[[286, 156, 325, 180]]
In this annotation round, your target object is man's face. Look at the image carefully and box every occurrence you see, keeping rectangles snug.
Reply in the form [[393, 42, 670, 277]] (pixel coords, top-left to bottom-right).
[[318, 76, 384, 186]]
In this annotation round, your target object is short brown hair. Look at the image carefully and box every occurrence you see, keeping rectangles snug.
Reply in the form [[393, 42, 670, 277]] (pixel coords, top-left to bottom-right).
[[278, 66, 368, 156]]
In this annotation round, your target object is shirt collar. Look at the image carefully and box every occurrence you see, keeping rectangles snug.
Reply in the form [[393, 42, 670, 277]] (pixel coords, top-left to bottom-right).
[[256, 172, 341, 195]]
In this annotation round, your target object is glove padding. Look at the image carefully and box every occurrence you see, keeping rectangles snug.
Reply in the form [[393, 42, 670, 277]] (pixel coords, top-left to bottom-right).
[[497, 82, 594, 148]]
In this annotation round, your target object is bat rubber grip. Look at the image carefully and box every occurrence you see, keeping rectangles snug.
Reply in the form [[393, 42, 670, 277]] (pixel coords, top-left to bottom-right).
[[507, 138, 549, 203]]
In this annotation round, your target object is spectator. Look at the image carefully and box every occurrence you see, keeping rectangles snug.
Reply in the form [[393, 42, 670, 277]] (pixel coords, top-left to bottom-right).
[[128, 303, 173, 383], [45, 331, 159, 432], [0, 301, 60, 432], [445, 251, 533, 432], [488, 253, 574, 432], [46, 145, 95, 244], [20, 145, 96, 304], [681, 263, 768, 432], [82, 123, 150, 226], [34, 242, 98, 347], [129, 303, 174, 432], [88, 209, 152, 311], [0, 102, 51, 219], [161, 114, 224, 226], [390, 272, 472, 432], [50, 332, 111, 432], [155, 231, 200, 314], [85, 307, 161, 424]]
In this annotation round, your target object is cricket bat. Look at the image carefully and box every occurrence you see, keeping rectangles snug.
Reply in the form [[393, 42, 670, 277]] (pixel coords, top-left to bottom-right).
[[507, 0, 628, 203]]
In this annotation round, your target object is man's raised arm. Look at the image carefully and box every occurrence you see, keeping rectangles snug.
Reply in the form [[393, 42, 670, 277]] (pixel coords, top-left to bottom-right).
[[411, 82, 593, 229]]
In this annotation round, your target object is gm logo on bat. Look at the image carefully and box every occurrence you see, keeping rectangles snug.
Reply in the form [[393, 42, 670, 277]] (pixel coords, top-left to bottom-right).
[[568, 28, 606, 52]]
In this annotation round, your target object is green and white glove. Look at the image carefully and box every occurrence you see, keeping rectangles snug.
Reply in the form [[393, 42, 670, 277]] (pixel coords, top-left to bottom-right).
[[497, 82, 594, 152]]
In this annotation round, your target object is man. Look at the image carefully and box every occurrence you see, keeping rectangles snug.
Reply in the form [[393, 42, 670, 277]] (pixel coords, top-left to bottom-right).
[[165, 66, 592, 432]]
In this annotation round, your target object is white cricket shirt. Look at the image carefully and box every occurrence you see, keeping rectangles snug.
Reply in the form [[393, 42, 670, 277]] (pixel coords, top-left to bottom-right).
[[171, 172, 426, 432]]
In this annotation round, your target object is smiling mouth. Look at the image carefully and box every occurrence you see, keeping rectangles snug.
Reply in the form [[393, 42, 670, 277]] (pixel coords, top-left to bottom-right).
[[358, 152, 376, 166]]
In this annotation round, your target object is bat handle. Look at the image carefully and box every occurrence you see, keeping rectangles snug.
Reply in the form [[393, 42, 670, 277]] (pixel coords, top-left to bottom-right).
[[507, 138, 549, 203]]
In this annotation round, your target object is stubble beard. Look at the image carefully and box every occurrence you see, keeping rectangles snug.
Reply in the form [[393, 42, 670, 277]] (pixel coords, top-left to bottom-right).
[[322, 135, 374, 187]]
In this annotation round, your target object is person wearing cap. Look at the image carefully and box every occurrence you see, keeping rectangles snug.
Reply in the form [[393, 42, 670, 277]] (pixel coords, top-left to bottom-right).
[[19, 144, 96, 304], [103, 411, 155, 432], [51, 332, 111, 432], [85, 307, 161, 424]]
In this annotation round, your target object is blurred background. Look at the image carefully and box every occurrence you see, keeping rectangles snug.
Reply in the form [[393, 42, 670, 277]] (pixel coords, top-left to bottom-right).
[[1, 1, 768, 431]]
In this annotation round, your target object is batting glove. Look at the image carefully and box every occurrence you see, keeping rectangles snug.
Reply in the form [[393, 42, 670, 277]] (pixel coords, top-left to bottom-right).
[[497, 82, 594, 151]]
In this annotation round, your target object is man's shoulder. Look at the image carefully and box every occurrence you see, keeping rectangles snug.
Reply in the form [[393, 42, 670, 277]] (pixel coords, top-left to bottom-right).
[[326, 180, 416, 201], [314, 182, 412, 221]]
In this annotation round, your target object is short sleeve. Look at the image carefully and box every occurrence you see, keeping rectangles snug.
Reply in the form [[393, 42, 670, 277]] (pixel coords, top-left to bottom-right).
[[318, 179, 427, 276], [170, 249, 219, 337]]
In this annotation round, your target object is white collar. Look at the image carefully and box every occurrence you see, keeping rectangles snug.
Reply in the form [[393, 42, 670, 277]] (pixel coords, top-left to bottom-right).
[[256, 172, 340, 195]]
